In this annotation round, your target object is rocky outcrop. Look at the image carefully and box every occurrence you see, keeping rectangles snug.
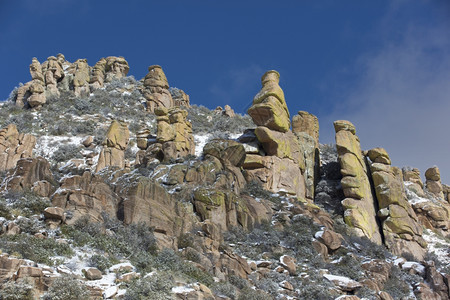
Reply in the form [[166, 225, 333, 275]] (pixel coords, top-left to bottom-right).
[[242, 70, 308, 200], [2, 157, 54, 197], [368, 148, 426, 260], [143, 65, 174, 112], [0, 124, 36, 172], [169, 87, 190, 107], [89, 58, 106, 89], [52, 171, 119, 225], [334, 120, 382, 244], [104, 56, 129, 82], [72, 59, 90, 97], [95, 120, 130, 172], [425, 167, 444, 199], [292, 111, 320, 200], [403, 167, 425, 197], [247, 70, 290, 132], [42, 56, 64, 96], [136, 107, 194, 163], [15, 55, 130, 108]]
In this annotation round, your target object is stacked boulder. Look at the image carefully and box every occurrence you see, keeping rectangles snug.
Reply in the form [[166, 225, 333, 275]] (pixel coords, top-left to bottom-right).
[[292, 111, 320, 200], [41, 55, 64, 96], [425, 167, 445, 199], [0, 124, 36, 172], [169, 87, 190, 107], [89, 58, 107, 89], [14, 55, 130, 108], [16, 58, 47, 108], [104, 56, 130, 83], [72, 59, 90, 97], [403, 167, 425, 197], [136, 107, 195, 163], [408, 166, 450, 234], [367, 147, 426, 260], [242, 70, 307, 199], [334, 120, 382, 244], [142, 65, 174, 112], [95, 120, 130, 172]]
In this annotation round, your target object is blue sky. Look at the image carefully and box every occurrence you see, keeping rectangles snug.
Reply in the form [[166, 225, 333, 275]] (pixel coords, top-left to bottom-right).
[[1, 0, 450, 183]]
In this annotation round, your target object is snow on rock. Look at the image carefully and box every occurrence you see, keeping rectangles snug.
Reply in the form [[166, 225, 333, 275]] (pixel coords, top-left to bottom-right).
[[314, 230, 324, 239], [172, 285, 196, 294], [402, 261, 425, 276], [102, 286, 119, 299], [109, 262, 135, 273], [423, 229, 450, 268], [323, 274, 362, 291], [193, 134, 210, 157]]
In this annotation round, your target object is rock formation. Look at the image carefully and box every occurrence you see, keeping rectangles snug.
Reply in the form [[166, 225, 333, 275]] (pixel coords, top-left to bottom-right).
[[15, 58, 47, 108], [95, 120, 130, 172], [136, 107, 194, 163], [403, 167, 425, 197], [334, 120, 382, 244], [368, 147, 426, 260], [41, 56, 64, 96], [242, 70, 308, 200], [2, 157, 54, 198], [27, 79, 46, 108], [425, 167, 445, 199], [292, 111, 320, 200], [14, 55, 131, 108], [104, 56, 129, 82], [72, 59, 91, 97], [52, 171, 120, 225], [247, 70, 290, 132], [90, 58, 106, 90], [406, 167, 450, 235], [0, 124, 36, 171], [169, 87, 190, 107], [143, 65, 174, 112]]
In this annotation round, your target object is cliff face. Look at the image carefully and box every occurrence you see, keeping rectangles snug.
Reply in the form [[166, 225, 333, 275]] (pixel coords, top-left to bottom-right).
[[0, 57, 449, 300]]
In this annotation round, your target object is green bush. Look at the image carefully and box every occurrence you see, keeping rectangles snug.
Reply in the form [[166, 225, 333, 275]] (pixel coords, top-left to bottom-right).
[[43, 275, 90, 300], [51, 144, 83, 162], [237, 288, 272, 300], [0, 279, 34, 300], [0, 234, 73, 266], [88, 254, 116, 273], [4, 190, 51, 218], [124, 272, 173, 300], [383, 266, 412, 299], [213, 282, 236, 299], [62, 217, 158, 272]]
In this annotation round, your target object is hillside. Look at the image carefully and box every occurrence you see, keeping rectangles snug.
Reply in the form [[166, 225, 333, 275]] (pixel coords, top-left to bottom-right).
[[0, 54, 449, 300]]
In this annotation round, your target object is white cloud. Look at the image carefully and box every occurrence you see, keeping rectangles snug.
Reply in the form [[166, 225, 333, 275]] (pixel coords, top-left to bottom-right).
[[322, 3, 450, 184]]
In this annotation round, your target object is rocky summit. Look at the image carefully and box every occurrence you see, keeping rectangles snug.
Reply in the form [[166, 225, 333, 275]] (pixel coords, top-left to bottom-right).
[[0, 56, 448, 300]]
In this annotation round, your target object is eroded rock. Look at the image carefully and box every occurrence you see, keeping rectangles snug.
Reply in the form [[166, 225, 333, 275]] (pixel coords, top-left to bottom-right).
[[334, 120, 382, 244]]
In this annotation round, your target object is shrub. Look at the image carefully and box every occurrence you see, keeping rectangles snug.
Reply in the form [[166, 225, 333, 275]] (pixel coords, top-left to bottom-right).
[[383, 266, 412, 299], [88, 254, 115, 273], [237, 288, 272, 300], [213, 282, 236, 299], [51, 144, 82, 162], [0, 198, 12, 219], [345, 235, 391, 260], [62, 217, 158, 272], [0, 279, 34, 300], [4, 190, 51, 218], [0, 234, 73, 266], [43, 275, 90, 300], [124, 272, 173, 300]]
